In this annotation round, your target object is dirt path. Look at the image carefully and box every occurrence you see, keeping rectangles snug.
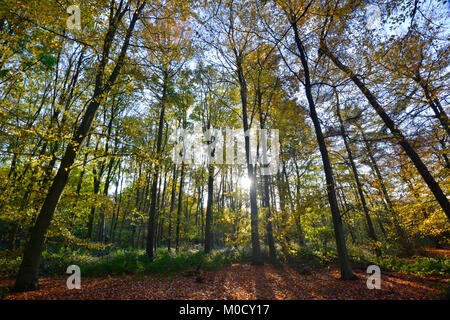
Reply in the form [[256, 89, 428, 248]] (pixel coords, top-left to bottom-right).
[[1, 263, 448, 300], [423, 248, 450, 258]]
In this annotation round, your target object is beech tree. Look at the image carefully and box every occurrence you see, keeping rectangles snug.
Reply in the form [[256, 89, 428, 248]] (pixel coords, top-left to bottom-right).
[[13, 0, 146, 292]]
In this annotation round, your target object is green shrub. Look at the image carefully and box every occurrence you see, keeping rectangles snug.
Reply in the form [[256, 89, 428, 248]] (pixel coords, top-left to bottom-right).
[[285, 247, 327, 268], [75, 248, 240, 277], [41, 247, 98, 275], [1, 247, 242, 278], [0, 256, 21, 278], [80, 249, 146, 276], [377, 256, 450, 276]]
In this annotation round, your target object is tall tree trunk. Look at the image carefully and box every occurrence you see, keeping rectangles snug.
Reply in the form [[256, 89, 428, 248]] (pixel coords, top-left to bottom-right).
[[235, 54, 262, 265], [204, 164, 214, 253], [175, 164, 185, 252], [156, 169, 168, 250], [259, 110, 276, 262], [109, 161, 122, 242], [87, 139, 103, 240], [167, 165, 178, 252], [87, 171, 101, 240], [146, 74, 168, 260], [97, 156, 115, 243], [292, 21, 355, 279]]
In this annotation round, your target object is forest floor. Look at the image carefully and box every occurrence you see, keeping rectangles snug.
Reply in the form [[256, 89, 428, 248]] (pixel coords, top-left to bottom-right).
[[1, 262, 448, 300]]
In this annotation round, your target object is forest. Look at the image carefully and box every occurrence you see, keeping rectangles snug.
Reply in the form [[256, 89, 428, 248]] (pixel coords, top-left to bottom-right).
[[0, 0, 449, 301]]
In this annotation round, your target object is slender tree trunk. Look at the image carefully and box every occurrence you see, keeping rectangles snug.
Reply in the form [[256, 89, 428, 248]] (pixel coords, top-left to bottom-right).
[[87, 140, 103, 240], [293, 21, 355, 279], [97, 156, 115, 243], [7, 222, 20, 250], [110, 163, 122, 242], [259, 112, 276, 262], [175, 164, 185, 252], [146, 74, 168, 260], [204, 164, 214, 253], [156, 169, 168, 249], [167, 165, 178, 252], [235, 54, 262, 265]]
